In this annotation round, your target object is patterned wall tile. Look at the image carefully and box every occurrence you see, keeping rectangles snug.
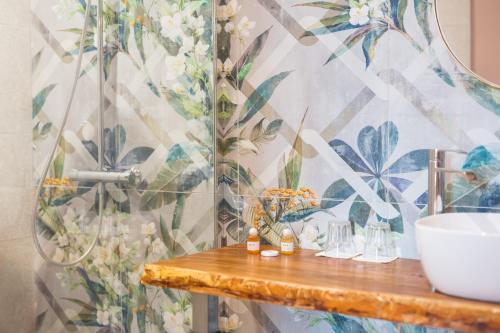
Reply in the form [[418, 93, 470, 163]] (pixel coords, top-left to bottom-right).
[[216, 0, 499, 332]]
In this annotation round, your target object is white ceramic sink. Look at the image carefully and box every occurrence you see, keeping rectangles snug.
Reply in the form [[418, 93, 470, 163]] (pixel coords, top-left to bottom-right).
[[416, 213, 500, 303]]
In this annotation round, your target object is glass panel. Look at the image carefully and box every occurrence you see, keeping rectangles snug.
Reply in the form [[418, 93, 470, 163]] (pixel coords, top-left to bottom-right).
[[32, 0, 215, 331]]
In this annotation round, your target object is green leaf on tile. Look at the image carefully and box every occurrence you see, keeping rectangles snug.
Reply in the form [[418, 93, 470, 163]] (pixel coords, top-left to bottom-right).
[[321, 179, 355, 209], [263, 119, 283, 139], [414, 0, 433, 44], [33, 84, 57, 118], [164, 89, 204, 120], [139, 166, 183, 210], [160, 214, 174, 254], [458, 72, 500, 116], [230, 27, 272, 88], [237, 71, 292, 126], [303, 14, 354, 38], [391, 0, 408, 31], [172, 193, 186, 232], [324, 25, 371, 65], [293, 2, 349, 11], [135, 285, 147, 333], [279, 206, 322, 223], [50, 149, 65, 180], [349, 196, 371, 229], [217, 93, 237, 128], [134, 20, 146, 63], [361, 26, 388, 68], [278, 110, 306, 190]]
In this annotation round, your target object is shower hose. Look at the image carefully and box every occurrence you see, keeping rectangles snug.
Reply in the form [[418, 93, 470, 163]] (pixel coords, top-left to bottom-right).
[[32, 0, 105, 267]]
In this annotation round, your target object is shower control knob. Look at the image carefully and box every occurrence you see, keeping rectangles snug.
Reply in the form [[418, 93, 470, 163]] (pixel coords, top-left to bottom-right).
[[127, 167, 142, 187]]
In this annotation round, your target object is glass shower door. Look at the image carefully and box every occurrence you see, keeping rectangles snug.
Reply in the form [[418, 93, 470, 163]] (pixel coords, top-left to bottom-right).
[[32, 0, 215, 332]]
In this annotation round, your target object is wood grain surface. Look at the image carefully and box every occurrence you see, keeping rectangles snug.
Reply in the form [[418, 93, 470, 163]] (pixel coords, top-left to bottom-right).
[[141, 245, 500, 333]]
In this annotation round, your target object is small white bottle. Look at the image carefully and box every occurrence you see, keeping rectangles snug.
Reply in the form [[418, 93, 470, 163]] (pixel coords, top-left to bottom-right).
[[247, 227, 260, 254]]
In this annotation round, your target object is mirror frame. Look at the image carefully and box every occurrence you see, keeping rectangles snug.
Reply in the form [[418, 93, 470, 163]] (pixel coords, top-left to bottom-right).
[[434, 0, 500, 89]]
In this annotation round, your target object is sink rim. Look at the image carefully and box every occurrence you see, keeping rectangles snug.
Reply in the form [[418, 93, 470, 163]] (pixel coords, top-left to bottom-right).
[[416, 212, 500, 238]]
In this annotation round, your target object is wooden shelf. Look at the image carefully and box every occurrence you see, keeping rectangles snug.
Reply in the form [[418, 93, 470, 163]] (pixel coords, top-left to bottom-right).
[[141, 245, 500, 333]]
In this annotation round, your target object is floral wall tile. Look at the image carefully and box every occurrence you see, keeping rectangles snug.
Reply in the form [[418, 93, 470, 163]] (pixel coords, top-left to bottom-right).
[[216, 0, 499, 332]]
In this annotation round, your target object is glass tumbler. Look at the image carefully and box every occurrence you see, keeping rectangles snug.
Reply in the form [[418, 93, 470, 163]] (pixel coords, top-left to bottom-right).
[[324, 219, 356, 258], [363, 222, 396, 260]]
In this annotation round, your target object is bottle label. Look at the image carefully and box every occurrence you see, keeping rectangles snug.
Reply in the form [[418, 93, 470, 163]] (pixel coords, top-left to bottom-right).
[[247, 241, 260, 252], [281, 241, 294, 253]]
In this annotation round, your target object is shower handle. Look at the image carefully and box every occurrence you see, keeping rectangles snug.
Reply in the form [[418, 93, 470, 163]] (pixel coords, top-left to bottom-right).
[[69, 167, 142, 187]]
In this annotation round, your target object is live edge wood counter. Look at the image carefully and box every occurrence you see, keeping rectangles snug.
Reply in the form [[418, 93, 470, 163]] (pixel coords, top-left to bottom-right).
[[141, 245, 500, 333]]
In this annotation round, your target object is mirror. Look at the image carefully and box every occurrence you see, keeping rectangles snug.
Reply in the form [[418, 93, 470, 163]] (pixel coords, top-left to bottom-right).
[[435, 0, 500, 87]]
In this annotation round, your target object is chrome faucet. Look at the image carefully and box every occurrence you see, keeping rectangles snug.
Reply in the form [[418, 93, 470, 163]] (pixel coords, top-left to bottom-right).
[[428, 149, 477, 215]]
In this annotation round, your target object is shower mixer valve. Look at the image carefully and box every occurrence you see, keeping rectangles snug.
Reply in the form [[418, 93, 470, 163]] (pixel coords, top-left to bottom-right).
[[69, 167, 142, 187]]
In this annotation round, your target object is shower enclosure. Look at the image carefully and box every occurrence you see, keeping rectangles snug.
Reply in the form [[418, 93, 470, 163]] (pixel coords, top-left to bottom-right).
[[32, 0, 215, 331]]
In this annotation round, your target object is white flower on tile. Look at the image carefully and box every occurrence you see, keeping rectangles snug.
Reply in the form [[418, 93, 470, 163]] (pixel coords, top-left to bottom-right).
[[56, 272, 71, 287], [74, 232, 89, 249], [349, 4, 370, 26], [224, 22, 235, 33], [110, 277, 128, 296], [119, 242, 131, 257], [217, 58, 234, 77], [57, 233, 69, 247], [218, 0, 241, 21], [52, 247, 65, 263], [110, 236, 121, 249], [81, 121, 95, 140], [165, 53, 186, 80], [68, 252, 80, 263], [173, 83, 186, 94], [117, 223, 129, 236], [163, 312, 188, 333], [237, 16, 256, 37], [299, 225, 322, 250], [92, 246, 112, 266], [228, 313, 242, 330], [98, 266, 113, 281], [96, 310, 110, 326], [368, 0, 386, 18], [141, 222, 157, 236], [128, 265, 144, 285], [189, 15, 205, 35], [180, 36, 195, 53], [219, 314, 242, 331], [52, 0, 81, 21], [160, 13, 183, 39], [151, 238, 167, 255], [92, 26, 114, 49], [195, 41, 209, 58]]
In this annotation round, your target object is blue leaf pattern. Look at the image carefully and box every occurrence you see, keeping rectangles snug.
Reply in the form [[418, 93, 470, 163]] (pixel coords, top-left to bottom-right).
[[324, 121, 428, 231], [329, 139, 372, 173]]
